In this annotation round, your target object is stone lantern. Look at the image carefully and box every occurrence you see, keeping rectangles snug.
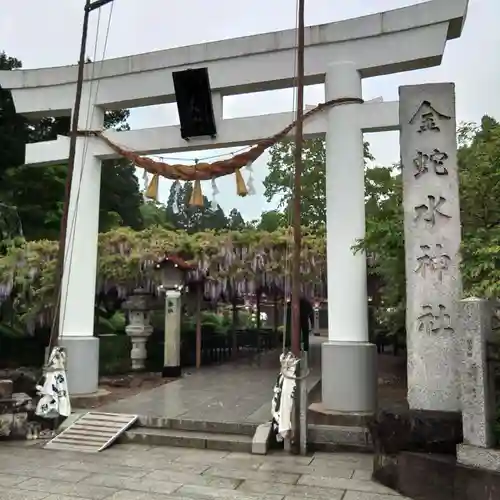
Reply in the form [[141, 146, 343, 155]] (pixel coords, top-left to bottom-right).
[[122, 288, 154, 371], [155, 255, 194, 378]]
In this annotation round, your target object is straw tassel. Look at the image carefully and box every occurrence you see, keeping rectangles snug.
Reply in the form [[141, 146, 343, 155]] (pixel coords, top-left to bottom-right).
[[189, 179, 204, 207], [145, 173, 159, 200], [235, 169, 248, 197]]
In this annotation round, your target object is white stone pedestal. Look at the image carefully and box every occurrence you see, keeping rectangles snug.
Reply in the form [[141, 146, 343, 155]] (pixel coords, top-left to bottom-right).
[[59, 336, 99, 395], [322, 341, 377, 413]]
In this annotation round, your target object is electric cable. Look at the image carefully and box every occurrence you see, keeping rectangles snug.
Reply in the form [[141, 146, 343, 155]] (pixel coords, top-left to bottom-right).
[[54, 1, 115, 342], [280, 0, 311, 382], [281, 0, 300, 355]]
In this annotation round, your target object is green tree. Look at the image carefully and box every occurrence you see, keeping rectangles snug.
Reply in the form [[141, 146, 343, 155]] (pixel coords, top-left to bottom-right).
[[355, 165, 405, 339], [263, 121, 500, 342], [0, 202, 23, 255], [263, 138, 373, 228], [165, 181, 228, 233], [227, 208, 246, 230], [458, 116, 500, 298], [0, 52, 24, 184], [258, 210, 287, 232], [357, 116, 500, 343], [99, 160, 143, 231], [140, 200, 172, 228]]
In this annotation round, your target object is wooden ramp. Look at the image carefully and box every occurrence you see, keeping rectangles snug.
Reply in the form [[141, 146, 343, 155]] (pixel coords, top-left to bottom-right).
[[45, 412, 138, 453]]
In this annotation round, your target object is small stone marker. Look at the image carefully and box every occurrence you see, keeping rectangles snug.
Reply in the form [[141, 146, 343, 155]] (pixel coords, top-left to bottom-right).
[[458, 298, 496, 448], [252, 422, 272, 455]]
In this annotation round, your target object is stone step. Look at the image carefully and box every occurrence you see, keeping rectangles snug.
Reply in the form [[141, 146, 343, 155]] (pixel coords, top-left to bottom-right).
[[135, 416, 258, 437], [307, 424, 373, 452], [121, 427, 253, 453]]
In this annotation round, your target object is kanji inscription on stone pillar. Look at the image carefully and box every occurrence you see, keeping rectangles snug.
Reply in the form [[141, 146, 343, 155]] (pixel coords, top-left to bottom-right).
[[400, 83, 462, 412]]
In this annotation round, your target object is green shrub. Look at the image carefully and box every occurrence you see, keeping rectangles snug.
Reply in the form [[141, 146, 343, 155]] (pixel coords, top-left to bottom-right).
[[0, 322, 25, 337], [0, 330, 45, 367], [96, 316, 116, 335], [98, 334, 131, 375], [150, 309, 165, 331], [108, 311, 126, 333], [95, 310, 126, 335]]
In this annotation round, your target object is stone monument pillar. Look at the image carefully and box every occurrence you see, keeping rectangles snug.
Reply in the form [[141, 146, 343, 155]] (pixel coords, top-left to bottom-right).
[[163, 289, 182, 377], [400, 83, 462, 412], [322, 61, 377, 414], [123, 288, 154, 371]]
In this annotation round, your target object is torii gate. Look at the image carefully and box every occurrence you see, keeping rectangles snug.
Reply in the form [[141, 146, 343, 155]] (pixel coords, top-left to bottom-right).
[[0, 0, 468, 409]]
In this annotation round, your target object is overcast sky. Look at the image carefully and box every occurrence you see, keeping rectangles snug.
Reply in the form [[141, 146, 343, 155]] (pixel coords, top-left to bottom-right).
[[1, 0, 498, 221]]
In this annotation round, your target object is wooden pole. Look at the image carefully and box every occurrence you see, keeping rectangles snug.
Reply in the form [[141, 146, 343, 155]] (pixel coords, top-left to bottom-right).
[[47, 0, 93, 355], [291, 0, 305, 357], [231, 295, 238, 360], [291, 0, 306, 455], [195, 282, 202, 368], [47, 0, 115, 356], [273, 290, 279, 347], [256, 287, 262, 331]]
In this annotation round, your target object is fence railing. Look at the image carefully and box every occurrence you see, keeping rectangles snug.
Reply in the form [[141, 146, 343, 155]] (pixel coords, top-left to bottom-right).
[[180, 328, 279, 367], [0, 327, 280, 376]]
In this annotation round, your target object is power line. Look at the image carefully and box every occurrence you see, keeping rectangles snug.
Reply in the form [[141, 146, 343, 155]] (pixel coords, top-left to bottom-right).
[[48, 0, 115, 353], [155, 145, 252, 164], [60, 0, 116, 336]]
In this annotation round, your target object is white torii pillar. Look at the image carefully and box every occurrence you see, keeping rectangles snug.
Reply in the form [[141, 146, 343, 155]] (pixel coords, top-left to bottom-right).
[[58, 90, 104, 395], [322, 61, 376, 413]]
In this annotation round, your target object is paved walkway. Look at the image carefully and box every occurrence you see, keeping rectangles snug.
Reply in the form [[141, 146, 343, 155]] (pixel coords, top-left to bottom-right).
[[99, 339, 323, 424], [0, 442, 407, 499]]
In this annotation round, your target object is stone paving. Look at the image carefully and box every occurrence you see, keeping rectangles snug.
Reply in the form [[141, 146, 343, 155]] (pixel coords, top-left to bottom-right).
[[99, 340, 322, 424], [0, 442, 408, 500]]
